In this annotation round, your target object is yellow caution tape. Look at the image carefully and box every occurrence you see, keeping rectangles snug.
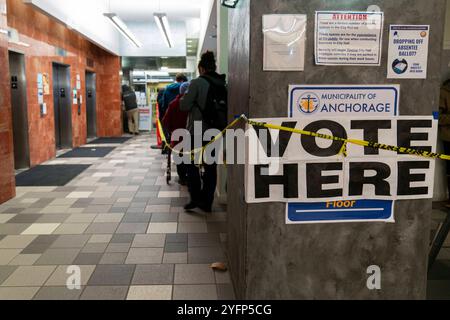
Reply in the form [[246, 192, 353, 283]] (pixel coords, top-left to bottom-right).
[[156, 115, 450, 161], [157, 116, 243, 161]]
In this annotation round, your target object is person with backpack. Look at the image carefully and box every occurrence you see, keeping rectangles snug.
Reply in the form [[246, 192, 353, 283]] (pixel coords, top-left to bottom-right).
[[162, 82, 190, 186], [160, 73, 188, 120], [160, 74, 188, 154], [121, 85, 139, 135], [180, 51, 227, 213]]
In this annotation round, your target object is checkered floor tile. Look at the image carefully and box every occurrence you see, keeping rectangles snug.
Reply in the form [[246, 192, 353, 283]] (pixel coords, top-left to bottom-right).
[[0, 134, 234, 300]]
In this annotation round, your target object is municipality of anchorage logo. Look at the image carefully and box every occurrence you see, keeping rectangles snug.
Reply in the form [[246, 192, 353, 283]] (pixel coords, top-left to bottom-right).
[[298, 93, 320, 114]]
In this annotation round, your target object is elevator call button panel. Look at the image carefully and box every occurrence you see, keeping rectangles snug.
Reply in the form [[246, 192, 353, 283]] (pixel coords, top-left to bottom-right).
[[11, 76, 18, 89]]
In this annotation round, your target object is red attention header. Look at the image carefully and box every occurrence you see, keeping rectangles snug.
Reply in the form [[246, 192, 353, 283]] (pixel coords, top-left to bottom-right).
[[332, 13, 368, 20]]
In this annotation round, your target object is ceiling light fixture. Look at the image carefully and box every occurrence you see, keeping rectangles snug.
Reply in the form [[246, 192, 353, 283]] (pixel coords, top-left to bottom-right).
[[154, 13, 173, 48], [104, 13, 142, 48]]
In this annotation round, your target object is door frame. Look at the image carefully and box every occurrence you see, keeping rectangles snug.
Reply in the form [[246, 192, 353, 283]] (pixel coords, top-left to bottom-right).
[[85, 71, 97, 140], [52, 62, 73, 150], [8, 50, 30, 170]]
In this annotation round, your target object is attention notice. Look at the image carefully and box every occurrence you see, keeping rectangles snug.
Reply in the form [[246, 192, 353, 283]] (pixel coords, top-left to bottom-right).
[[315, 11, 384, 66]]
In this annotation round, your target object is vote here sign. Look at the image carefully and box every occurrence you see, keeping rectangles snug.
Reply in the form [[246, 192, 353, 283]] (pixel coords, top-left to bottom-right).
[[245, 116, 437, 204]]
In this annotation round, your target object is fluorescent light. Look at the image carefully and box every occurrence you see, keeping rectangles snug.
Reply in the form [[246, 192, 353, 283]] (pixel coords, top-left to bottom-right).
[[154, 13, 173, 48], [104, 13, 142, 48]]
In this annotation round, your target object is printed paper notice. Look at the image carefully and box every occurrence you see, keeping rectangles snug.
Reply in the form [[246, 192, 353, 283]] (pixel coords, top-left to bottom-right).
[[315, 11, 384, 66], [263, 14, 307, 71], [387, 25, 430, 79]]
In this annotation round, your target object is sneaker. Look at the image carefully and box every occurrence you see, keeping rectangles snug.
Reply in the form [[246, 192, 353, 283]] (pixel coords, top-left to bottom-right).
[[184, 202, 198, 211]]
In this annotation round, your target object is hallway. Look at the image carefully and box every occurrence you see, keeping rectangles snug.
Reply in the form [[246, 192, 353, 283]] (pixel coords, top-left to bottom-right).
[[0, 134, 234, 300]]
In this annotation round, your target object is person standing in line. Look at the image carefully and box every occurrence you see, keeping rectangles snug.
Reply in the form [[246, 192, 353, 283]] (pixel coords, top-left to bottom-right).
[[162, 82, 190, 186], [180, 51, 227, 213], [122, 85, 140, 135], [160, 73, 188, 120], [157, 88, 165, 117], [159, 74, 188, 154]]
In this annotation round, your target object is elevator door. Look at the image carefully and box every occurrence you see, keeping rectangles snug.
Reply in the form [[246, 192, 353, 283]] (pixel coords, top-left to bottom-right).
[[85, 72, 97, 139], [52, 64, 72, 150], [8, 51, 30, 170]]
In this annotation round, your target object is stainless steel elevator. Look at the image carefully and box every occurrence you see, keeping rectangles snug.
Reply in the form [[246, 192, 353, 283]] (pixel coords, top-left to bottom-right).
[[52, 63, 72, 150], [8, 51, 30, 170], [85, 71, 97, 139]]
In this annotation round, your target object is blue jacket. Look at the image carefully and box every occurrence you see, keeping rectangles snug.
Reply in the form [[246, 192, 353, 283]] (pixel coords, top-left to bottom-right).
[[161, 82, 182, 118]]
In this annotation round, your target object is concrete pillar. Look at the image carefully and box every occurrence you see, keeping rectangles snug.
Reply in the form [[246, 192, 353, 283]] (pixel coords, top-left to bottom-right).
[[227, 0, 446, 299]]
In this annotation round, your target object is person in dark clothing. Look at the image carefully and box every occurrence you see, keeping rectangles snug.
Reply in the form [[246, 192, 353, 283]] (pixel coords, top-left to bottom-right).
[[162, 82, 190, 185], [121, 85, 139, 135], [180, 51, 227, 213], [160, 73, 188, 120], [159, 74, 188, 155], [157, 88, 165, 116]]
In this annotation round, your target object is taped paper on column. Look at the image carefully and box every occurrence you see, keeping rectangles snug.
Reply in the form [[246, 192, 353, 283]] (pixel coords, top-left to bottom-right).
[[263, 14, 307, 71], [315, 11, 384, 66]]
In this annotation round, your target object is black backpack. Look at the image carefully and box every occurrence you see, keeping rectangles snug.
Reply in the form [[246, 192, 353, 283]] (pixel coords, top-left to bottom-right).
[[200, 75, 228, 131]]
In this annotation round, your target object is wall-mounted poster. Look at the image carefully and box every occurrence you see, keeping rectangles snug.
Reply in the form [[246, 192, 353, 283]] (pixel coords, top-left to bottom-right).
[[42, 73, 50, 95], [245, 116, 438, 205], [315, 11, 384, 66], [286, 84, 402, 224], [73, 89, 78, 105], [387, 25, 430, 79], [263, 14, 307, 71], [76, 74, 81, 90], [37, 73, 45, 104]]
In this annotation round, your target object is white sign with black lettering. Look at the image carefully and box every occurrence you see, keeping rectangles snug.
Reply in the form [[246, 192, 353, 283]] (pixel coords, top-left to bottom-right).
[[315, 11, 384, 66], [245, 116, 437, 203]]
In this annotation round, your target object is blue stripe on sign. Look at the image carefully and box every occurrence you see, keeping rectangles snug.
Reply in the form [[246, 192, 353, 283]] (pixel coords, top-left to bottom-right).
[[287, 200, 393, 222], [433, 111, 440, 120]]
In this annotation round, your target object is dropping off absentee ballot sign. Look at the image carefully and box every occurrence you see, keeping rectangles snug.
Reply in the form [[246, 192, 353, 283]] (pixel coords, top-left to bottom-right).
[[387, 25, 430, 79]]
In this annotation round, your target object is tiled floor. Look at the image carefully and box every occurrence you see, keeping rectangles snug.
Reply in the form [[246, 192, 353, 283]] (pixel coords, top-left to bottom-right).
[[0, 134, 235, 300]]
